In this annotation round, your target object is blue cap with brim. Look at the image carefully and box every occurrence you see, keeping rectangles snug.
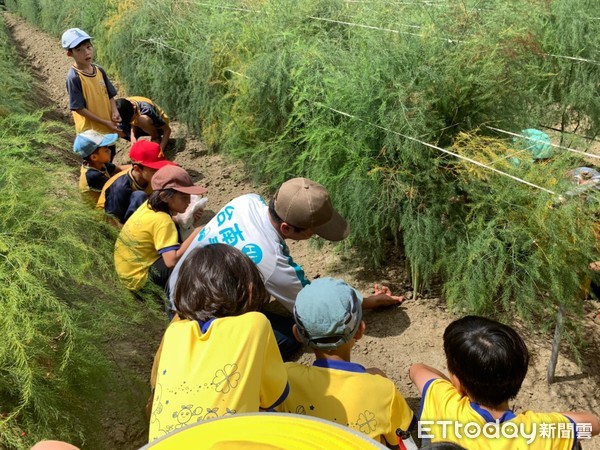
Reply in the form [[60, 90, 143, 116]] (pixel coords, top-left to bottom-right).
[[293, 277, 363, 351], [61, 28, 92, 50], [73, 130, 118, 158]]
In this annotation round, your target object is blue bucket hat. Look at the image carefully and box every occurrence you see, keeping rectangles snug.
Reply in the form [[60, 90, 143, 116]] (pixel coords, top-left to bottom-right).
[[73, 130, 118, 158], [293, 277, 363, 350], [61, 28, 92, 50]]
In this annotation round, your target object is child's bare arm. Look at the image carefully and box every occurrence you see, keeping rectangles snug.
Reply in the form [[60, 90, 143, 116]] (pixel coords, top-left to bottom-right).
[[162, 226, 203, 268], [562, 411, 600, 435], [129, 127, 137, 144], [409, 363, 449, 394], [159, 123, 172, 153], [110, 97, 121, 124]]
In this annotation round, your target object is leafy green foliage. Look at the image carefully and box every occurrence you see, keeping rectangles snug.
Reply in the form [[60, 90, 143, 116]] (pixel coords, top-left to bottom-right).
[[5, 0, 600, 347], [0, 20, 31, 116], [0, 18, 164, 449], [443, 134, 597, 320], [0, 117, 165, 449]]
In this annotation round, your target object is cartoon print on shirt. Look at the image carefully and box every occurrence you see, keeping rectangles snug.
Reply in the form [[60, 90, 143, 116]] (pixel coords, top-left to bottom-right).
[[295, 405, 306, 415], [150, 383, 164, 432], [204, 407, 219, 420], [173, 404, 203, 428], [211, 363, 241, 393]]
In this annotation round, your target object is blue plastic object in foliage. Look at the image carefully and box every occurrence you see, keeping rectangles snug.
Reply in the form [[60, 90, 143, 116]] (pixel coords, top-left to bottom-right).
[[513, 128, 553, 160]]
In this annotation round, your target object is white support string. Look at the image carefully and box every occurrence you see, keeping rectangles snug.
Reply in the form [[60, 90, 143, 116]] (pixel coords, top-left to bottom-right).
[[486, 126, 600, 160], [307, 15, 460, 42], [181, 1, 258, 13], [168, 3, 600, 66], [315, 103, 557, 194], [539, 125, 600, 143], [544, 53, 600, 66], [139, 38, 196, 58], [140, 20, 584, 196], [140, 38, 248, 79]]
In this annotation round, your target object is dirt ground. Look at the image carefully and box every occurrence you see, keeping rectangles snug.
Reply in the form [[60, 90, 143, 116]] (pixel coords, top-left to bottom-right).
[[4, 12, 600, 449]]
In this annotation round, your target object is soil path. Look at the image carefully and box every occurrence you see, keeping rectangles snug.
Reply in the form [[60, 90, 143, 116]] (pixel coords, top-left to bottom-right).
[[4, 12, 600, 450]]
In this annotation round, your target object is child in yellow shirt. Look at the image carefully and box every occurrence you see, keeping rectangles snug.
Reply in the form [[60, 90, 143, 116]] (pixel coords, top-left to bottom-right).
[[278, 277, 416, 449], [410, 316, 600, 449], [148, 244, 289, 441]]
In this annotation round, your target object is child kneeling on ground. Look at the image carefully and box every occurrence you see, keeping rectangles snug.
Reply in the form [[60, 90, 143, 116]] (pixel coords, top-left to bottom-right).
[[409, 315, 600, 449], [73, 130, 125, 204], [98, 140, 176, 225], [148, 244, 289, 441], [116, 96, 171, 154], [114, 165, 207, 293], [277, 277, 417, 449]]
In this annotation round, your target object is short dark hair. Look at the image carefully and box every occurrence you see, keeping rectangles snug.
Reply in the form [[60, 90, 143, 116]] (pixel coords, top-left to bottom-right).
[[443, 315, 529, 408], [268, 195, 306, 233], [174, 244, 270, 321], [147, 188, 175, 214], [116, 98, 134, 124]]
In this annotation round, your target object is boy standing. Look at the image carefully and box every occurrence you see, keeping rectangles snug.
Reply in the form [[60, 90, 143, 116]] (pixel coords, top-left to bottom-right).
[[97, 140, 176, 224], [116, 97, 171, 154], [278, 277, 417, 449], [410, 316, 600, 449], [62, 28, 121, 159], [73, 130, 124, 204]]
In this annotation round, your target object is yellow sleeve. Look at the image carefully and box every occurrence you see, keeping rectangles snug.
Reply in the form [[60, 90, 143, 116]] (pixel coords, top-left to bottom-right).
[[157, 104, 170, 125], [153, 214, 179, 252], [258, 317, 289, 409], [384, 386, 415, 445]]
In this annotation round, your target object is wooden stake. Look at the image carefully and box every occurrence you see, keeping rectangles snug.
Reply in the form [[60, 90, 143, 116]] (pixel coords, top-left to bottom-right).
[[547, 306, 565, 383]]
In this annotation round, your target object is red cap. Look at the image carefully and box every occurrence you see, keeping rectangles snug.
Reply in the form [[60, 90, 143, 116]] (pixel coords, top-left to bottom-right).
[[128, 141, 176, 170]]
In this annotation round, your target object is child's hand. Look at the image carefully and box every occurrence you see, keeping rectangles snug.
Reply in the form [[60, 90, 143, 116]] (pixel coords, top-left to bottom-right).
[[112, 111, 122, 123], [373, 284, 395, 297], [104, 120, 120, 133], [192, 208, 205, 224]]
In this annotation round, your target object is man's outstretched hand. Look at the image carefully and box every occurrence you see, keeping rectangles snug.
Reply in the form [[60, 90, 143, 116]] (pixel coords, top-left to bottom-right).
[[362, 284, 405, 309]]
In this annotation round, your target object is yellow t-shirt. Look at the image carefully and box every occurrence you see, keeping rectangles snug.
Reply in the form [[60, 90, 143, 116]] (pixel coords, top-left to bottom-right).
[[128, 96, 170, 127], [419, 378, 577, 450], [149, 314, 289, 441], [68, 65, 116, 134], [114, 200, 179, 291], [278, 359, 414, 446]]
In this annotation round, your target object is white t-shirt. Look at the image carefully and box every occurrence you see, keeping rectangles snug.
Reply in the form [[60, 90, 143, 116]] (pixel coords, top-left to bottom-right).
[[168, 194, 309, 311]]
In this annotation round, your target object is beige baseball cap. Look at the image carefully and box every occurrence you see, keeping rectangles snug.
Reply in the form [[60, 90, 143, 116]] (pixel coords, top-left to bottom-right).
[[274, 178, 349, 241]]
